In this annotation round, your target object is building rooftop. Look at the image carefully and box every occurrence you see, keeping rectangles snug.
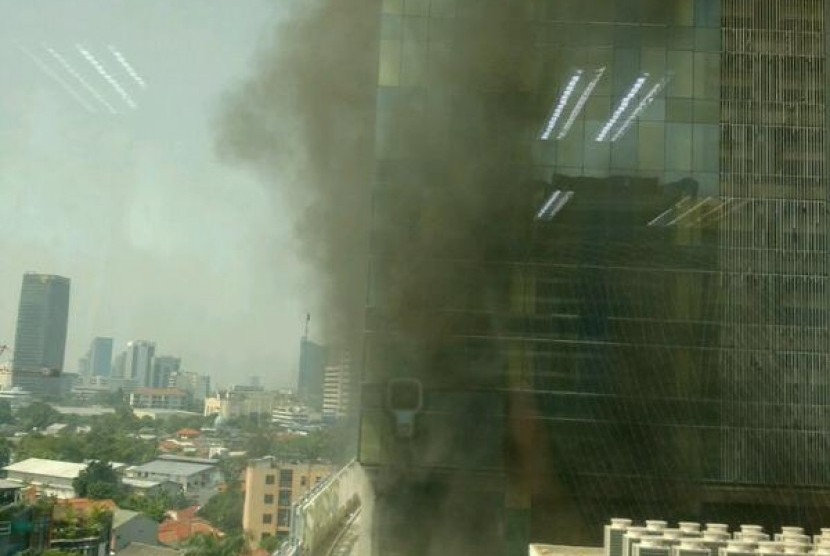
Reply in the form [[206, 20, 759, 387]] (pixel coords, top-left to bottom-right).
[[4, 458, 87, 479], [52, 406, 115, 416], [113, 508, 143, 529], [0, 479, 23, 490], [129, 459, 215, 477], [158, 454, 217, 466]]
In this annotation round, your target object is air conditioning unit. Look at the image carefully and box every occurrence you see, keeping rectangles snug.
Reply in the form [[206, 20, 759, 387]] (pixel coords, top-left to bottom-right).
[[624, 528, 653, 556], [634, 538, 671, 556], [782, 542, 810, 555], [672, 538, 711, 556], [605, 518, 633, 556], [777, 528, 805, 542], [735, 526, 765, 540], [647, 521, 669, 533], [719, 539, 756, 556], [706, 525, 731, 536], [757, 542, 784, 554], [702, 531, 731, 556], [679, 523, 703, 536]]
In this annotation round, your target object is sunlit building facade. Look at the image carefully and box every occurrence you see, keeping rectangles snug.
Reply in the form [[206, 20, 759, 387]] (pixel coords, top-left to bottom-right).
[[360, 1, 830, 554]]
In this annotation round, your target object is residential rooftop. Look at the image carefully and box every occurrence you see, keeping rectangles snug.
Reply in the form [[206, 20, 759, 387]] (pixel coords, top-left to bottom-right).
[[4, 458, 87, 479], [129, 460, 215, 477]]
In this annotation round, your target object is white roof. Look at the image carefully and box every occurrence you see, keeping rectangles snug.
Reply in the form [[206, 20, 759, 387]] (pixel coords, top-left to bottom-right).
[[4, 458, 87, 479]]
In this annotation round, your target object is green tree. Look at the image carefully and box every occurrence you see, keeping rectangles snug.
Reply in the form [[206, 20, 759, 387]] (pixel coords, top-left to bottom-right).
[[181, 533, 248, 556], [259, 534, 281, 552], [0, 400, 13, 424], [16, 401, 61, 431], [197, 489, 244, 535], [73, 460, 122, 500]]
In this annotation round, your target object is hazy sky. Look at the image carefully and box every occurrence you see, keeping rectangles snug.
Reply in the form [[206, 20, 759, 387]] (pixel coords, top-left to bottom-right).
[[0, 1, 315, 389]]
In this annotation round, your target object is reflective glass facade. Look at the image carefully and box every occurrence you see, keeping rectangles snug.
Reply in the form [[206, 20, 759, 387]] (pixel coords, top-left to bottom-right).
[[360, 1, 830, 554]]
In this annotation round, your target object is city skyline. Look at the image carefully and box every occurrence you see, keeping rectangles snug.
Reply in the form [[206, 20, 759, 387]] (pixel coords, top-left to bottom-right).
[[0, 0, 317, 390]]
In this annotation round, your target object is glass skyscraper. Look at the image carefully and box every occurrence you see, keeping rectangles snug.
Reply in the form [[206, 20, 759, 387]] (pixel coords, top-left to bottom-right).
[[359, 1, 830, 554], [12, 273, 71, 374]]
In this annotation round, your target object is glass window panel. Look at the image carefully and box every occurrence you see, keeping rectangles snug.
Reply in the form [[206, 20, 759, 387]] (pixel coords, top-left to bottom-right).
[[694, 52, 720, 99], [381, 15, 402, 40], [666, 98, 694, 122], [583, 122, 611, 171], [404, 0, 428, 16], [665, 123, 693, 171], [695, 0, 721, 28], [401, 42, 427, 86], [610, 129, 638, 171], [640, 98, 666, 122], [638, 122, 665, 171], [402, 16, 427, 43], [379, 40, 402, 87], [695, 28, 720, 51], [667, 50, 693, 98], [557, 124, 585, 168], [673, 0, 694, 26], [430, 0, 455, 17], [640, 48, 666, 76], [668, 26, 695, 50], [383, 0, 404, 14], [693, 99, 719, 123], [612, 49, 640, 94], [429, 17, 452, 43], [693, 124, 719, 173]]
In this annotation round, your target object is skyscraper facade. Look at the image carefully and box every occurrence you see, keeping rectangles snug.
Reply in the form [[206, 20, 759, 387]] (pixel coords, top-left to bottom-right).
[[151, 355, 180, 388], [12, 273, 71, 374], [123, 341, 156, 387], [297, 337, 327, 410], [87, 337, 113, 377], [359, 1, 830, 554]]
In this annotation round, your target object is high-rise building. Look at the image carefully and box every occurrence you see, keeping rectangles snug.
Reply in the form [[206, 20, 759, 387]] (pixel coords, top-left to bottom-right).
[[322, 357, 352, 422], [150, 356, 180, 388], [111, 351, 126, 379], [123, 341, 155, 387], [11, 273, 71, 373], [359, 1, 830, 554], [87, 337, 113, 377], [297, 337, 327, 410]]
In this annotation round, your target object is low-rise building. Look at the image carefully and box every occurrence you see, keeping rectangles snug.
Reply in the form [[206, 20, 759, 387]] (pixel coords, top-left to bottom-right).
[[111, 509, 159, 553], [129, 388, 188, 410], [125, 457, 220, 504], [3, 458, 89, 499], [242, 457, 334, 544]]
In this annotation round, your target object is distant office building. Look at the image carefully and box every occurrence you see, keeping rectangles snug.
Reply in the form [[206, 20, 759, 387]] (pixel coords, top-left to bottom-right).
[[87, 337, 113, 377], [172, 371, 210, 402], [297, 338, 327, 410], [12, 273, 70, 374], [129, 388, 188, 410], [151, 356, 180, 389], [124, 341, 156, 387], [112, 350, 127, 379], [322, 359, 352, 422], [250, 376, 261, 389], [242, 457, 333, 543]]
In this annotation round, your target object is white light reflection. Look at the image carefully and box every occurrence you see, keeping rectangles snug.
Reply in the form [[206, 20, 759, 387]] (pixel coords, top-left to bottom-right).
[[108, 45, 147, 89], [539, 71, 583, 140], [536, 190, 574, 221], [76, 45, 137, 109], [43, 45, 118, 114], [557, 67, 605, 140], [17, 43, 97, 113], [595, 74, 649, 142], [609, 76, 669, 142]]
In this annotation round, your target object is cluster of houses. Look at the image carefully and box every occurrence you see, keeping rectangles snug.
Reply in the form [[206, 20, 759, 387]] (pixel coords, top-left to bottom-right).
[[0, 453, 226, 556]]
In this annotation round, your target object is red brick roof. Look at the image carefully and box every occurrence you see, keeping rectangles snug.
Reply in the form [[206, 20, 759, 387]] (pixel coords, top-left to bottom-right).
[[158, 506, 222, 546], [176, 428, 201, 438]]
